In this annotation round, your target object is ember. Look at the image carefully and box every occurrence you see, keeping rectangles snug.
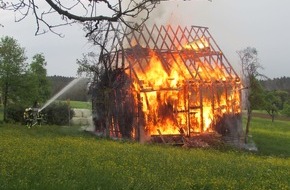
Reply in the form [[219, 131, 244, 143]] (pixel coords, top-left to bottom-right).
[[92, 23, 242, 142]]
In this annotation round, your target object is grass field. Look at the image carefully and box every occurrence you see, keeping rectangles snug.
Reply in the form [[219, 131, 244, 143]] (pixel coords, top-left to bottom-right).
[[250, 117, 290, 157], [40, 100, 92, 109], [65, 100, 92, 109], [0, 118, 289, 189]]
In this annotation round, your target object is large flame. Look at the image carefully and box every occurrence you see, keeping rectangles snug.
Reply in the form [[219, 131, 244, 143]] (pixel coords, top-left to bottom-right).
[[127, 41, 241, 136]]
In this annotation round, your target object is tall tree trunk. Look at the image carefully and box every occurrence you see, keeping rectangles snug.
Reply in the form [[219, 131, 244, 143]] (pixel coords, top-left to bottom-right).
[[271, 112, 275, 122], [105, 116, 110, 138], [245, 107, 252, 144], [104, 89, 111, 138], [3, 82, 9, 122]]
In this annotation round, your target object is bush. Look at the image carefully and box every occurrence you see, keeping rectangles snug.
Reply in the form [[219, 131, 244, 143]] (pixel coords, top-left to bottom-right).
[[282, 103, 290, 117], [42, 102, 74, 125], [4, 102, 74, 125], [6, 105, 26, 123]]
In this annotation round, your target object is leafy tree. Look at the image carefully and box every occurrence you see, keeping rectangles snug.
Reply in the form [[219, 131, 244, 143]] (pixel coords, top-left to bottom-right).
[[282, 102, 290, 117], [0, 36, 28, 121], [28, 53, 51, 106], [263, 91, 281, 122], [248, 77, 265, 110], [274, 90, 289, 110], [237, 47, 266, 143]]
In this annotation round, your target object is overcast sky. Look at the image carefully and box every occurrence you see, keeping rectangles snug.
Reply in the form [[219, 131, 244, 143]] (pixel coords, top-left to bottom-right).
[[0, 0, 289, 78]]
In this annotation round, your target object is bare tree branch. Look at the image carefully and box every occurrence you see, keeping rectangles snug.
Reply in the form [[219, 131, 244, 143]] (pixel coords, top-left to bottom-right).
[[0, 0, 162, 35], [0, 1, 211, 36]]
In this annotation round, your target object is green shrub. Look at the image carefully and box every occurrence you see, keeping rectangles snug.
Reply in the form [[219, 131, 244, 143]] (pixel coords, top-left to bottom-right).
[[3, 102, 74, 125], [6, 105, 26, 123], [281, 103, 290, 117], [42, 102, 74, 125]]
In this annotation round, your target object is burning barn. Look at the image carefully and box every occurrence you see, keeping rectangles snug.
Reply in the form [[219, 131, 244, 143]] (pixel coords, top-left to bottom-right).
[[91, 23, 242, 143]]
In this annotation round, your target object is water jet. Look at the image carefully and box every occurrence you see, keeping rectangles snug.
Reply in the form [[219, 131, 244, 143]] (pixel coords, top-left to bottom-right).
[[39, 77, 83, 112]]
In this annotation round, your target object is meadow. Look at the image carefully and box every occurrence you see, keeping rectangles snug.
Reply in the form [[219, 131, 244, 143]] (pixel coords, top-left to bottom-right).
[[0, 117, 289, 190], [68, 100, 92, 110]]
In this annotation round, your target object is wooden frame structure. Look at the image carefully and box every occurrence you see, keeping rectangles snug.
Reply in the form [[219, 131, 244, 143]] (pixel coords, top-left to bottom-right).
[[93, 23, 242, 141]]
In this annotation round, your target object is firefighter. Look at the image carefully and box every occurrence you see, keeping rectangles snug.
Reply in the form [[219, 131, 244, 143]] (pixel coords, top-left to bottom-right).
[[23, 108, 29, 125], [24, 108, 33, 128], [36, 111, 43, 125]]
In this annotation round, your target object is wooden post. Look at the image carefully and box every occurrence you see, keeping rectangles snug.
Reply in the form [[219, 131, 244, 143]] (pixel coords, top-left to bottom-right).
[[199, 84, 204, 132], [225, 82, 229, 114], [186, 81, 190, 137], [67, 98, 70, 127], [137, 93, 141, 142], [211, 83, 215, 123]]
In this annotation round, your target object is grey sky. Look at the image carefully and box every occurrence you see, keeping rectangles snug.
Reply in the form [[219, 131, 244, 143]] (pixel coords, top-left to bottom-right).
[[0, 0, 289, 78]]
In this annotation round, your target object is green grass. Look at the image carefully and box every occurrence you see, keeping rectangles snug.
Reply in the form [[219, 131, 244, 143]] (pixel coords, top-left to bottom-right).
[[68, 100, 92, 109], [0, 120, 289, 190], [250, 117, 290, 157], [0, 107, 3, 121], [58, 100, 92, 109], [69, 100, 91, 109]]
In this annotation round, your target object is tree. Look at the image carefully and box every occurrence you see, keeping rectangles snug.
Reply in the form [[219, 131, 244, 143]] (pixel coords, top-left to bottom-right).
[[237, 47, 266, 143], [77, 22, 118, 137], [263, 91, 281, 122], [28, 53, 51, 105], [77, 22, 134, 138], [0, 36, 27, 121], [274, 90, 289, 110], [282, 102, 290, 117], [248, 77, 265, 110]]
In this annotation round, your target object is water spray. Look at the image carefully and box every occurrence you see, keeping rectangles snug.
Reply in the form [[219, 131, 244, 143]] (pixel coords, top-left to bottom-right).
[[39, 77, 83, 112]]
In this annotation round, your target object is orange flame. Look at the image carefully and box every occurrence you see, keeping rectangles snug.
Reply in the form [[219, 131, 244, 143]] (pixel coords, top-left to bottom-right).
[[127, 42, 241, 136]]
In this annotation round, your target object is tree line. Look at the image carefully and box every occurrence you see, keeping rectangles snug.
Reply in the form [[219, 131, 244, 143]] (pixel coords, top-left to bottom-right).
[[0, 36, 50, 122], [261, 77, 290, 94]]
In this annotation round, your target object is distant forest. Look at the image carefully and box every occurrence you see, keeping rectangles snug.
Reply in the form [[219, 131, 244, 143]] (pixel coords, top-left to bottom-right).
[[47, 76, 90, 102], [260, 76, 290, 93]]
